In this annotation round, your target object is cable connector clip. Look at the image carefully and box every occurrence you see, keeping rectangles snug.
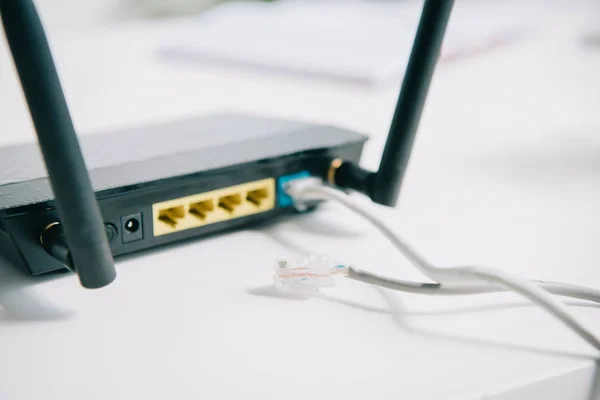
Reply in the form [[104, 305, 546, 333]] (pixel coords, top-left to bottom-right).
[[273, 255, 348, 291], [282, 176, 324, 211]]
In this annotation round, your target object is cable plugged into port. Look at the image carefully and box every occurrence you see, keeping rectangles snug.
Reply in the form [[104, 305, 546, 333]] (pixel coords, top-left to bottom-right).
[[152, 178, 275, 237], [277, 171, 311, 207]]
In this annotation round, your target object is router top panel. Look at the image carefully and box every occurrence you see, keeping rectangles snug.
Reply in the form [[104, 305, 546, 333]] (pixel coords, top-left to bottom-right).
[[0, 114, 367, 213]]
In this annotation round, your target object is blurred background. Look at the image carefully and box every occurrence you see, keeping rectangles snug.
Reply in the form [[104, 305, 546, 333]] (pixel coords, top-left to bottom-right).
[[3, 0, 599, 139]]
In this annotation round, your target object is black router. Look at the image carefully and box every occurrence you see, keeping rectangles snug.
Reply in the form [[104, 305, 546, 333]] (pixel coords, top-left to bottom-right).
[[0, 0, 453, 289]]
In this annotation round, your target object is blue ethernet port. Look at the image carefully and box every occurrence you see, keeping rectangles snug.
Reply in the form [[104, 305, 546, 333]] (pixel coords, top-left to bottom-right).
[[277, 171, 311, 207]]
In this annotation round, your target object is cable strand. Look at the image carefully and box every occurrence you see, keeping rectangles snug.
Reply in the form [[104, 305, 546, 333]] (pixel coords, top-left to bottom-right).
[[286, 178, 600, 352]]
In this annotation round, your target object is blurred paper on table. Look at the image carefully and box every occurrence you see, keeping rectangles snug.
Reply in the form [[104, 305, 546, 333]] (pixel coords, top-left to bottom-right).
[[118, 0, 223, 18], [157, 0, 537, 84]]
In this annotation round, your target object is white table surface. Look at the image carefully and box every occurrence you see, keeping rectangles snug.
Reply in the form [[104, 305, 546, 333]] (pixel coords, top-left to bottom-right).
[[1, 1, 600, 399]]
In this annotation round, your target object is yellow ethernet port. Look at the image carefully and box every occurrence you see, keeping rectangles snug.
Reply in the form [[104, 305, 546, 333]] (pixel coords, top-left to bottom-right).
[[246, 188, 269, 206], [189, 199, 214, 220], [218, 194, 242, 213], [152, 178, 275, 237], [158, 206, 185, 227]]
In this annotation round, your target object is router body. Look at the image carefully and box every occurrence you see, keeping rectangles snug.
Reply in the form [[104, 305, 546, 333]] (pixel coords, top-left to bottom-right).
[[0, 114, 367, 276], [1, 0, 450, 288]]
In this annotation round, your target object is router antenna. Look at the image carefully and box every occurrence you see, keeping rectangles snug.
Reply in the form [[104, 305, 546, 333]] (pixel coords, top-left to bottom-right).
[[371, 0, 454, 206], [1, 0, 116, 288]]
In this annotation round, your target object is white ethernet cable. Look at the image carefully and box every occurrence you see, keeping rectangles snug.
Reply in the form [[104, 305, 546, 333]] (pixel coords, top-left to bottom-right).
[[278, 177, 600, 352]]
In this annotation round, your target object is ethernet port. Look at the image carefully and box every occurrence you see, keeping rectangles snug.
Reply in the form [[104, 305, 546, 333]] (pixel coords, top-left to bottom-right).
[[189, 199, 214, 220], [246, 187, 269, 206], [158, 205, 185, 227], [218, 193, 242, 213]]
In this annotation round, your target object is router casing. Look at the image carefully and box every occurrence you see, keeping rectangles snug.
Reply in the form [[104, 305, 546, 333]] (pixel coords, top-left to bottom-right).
[[0, 114, 367, 275]]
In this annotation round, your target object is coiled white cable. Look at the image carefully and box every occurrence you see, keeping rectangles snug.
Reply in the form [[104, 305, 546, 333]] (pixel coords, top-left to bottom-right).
[[284, 177, 600, 352]]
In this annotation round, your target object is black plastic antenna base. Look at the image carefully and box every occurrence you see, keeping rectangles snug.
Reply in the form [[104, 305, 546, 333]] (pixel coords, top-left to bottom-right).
[[368, 0, 454, 207]]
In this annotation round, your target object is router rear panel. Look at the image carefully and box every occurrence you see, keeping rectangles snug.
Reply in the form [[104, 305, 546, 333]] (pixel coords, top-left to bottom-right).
[[0, 114, 367, 275]]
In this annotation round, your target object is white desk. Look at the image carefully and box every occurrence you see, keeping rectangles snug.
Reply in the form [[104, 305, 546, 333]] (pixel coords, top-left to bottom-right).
[[1, 2, 600, 399]]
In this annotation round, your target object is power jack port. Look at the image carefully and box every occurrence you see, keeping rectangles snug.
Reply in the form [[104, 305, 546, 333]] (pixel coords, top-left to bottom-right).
[[120, 213, 143, 244]]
